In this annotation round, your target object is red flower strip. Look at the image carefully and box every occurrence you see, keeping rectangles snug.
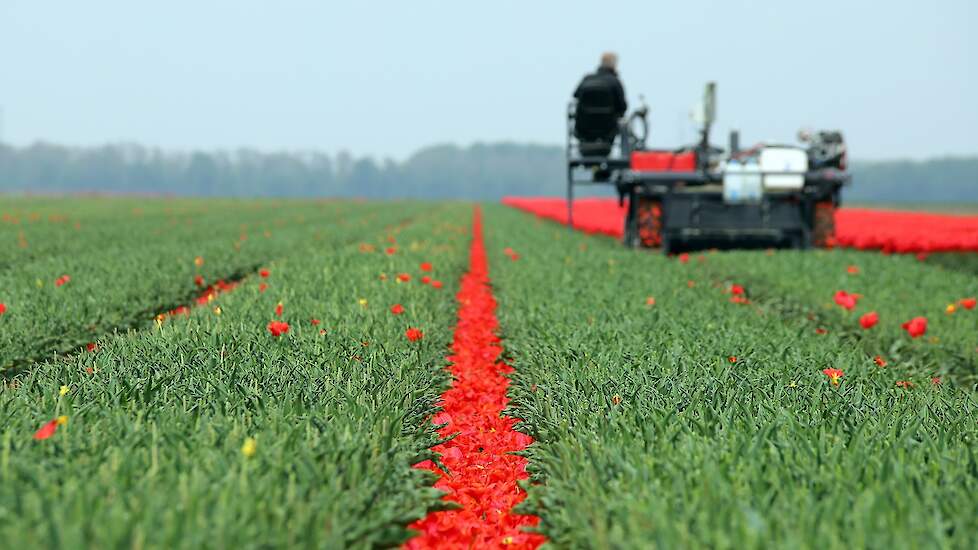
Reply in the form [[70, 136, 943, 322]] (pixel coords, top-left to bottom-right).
[[501, 197, 978, 253], [405, 207, 544, 550]]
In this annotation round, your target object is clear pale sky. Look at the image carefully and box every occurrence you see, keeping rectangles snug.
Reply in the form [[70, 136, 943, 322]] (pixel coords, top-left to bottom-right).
[[1, 1, 975, 160]]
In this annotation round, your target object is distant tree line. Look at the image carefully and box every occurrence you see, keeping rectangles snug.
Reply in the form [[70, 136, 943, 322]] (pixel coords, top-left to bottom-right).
[[840, 157, 978, 204], [0, 142, 975, 202]]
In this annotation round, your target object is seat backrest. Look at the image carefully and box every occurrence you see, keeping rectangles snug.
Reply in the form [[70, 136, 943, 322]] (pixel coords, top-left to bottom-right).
[[574, 75, 618, 142]]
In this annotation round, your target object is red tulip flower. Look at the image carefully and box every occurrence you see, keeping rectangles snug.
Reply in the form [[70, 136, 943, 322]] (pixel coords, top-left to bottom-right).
[[822, 368, 844, 386], [0, 303, 6, 316], [385, 247, 397, 255], [678, 253, 690, 264], [34, 420, 60, 440], [194, 275, 205, 287], [405, 327, 423, 342], [874, 355, 887, 367], [397, 273, 411, 283], [33, 416, 68, 440], [390, 304, 405, 315], [55, 274, 71, 287], [431, 280, 443, 289], [267, 321, 290, 337], [729, 284, 745, 296], [259, 269, 270, 278], [259, 283, 268, 293], [960, 297, 976, 310], [901, 316, 927, 338], [420, 262, 432, 272], [833, 290, 858, 310], [275, 302, 283, 317], [847, 265, 860, 274], [420, 275, 431, 285], [859, 311, 879, 329], [310, 318, 321, 326]]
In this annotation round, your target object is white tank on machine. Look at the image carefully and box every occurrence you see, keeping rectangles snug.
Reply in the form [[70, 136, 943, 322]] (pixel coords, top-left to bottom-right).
[[759, 146, 808, 190], [722, 158, 763, 203]]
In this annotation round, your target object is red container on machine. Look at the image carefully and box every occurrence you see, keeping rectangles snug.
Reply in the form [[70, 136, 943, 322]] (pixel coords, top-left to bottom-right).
[[671, 152, 696, 171], [630, 151, 696, 172]]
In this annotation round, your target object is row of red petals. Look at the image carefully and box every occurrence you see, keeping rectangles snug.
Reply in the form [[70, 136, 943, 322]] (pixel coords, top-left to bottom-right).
[[405, 207, 544, 549]]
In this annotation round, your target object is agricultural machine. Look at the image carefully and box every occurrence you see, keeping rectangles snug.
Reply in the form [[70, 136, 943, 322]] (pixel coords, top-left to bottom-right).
[[566, 82, 851, 253]]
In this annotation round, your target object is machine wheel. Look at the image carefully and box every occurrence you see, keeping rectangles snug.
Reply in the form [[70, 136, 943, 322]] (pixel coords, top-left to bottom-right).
[[789, 231, 808, 250], [622, 214, 640, 248], [660, 232, 673, 256], [635, 198, 662, 248], [812, 201, 836, 248]]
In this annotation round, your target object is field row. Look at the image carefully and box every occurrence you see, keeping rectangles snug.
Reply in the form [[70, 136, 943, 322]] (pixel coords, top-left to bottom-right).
[[0, 199, 432, 372], [2, 198, 977, 548], [1, 199, 472, 547], [695, 248, 978, 383], [485, 205, 978, 548]]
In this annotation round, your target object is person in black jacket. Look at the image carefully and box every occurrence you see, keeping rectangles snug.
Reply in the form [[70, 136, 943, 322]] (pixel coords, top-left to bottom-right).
[[573, 52, 628, 157]]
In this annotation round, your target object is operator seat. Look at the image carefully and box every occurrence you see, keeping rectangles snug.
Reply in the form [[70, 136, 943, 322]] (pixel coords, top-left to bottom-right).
[[574, 81, 619, 158]]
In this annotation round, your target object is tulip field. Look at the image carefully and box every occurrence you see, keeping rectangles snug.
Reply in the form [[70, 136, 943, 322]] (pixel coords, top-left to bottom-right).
[[2, 196, 978, 548]]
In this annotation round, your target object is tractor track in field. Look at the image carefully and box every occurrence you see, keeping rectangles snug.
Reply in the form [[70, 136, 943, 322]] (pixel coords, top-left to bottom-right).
[[1, 263, 260, 380], [1, 210, 431, 381], [920, 251, 978, 278], [405, 206, 545, 550], [693, 266, 978, 386]]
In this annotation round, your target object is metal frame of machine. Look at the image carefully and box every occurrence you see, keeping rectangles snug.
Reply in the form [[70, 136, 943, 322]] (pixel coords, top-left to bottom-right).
[[566, 82, 851, 253]]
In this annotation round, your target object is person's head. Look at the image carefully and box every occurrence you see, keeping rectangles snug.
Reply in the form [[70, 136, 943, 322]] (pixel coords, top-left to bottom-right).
[[600, 52, 618, 70]]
